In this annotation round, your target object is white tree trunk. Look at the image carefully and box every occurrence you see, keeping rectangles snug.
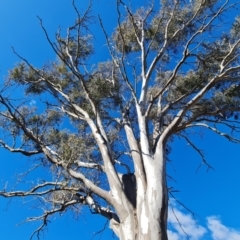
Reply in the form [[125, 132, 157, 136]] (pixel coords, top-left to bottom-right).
[[111, 142, 168, 240]]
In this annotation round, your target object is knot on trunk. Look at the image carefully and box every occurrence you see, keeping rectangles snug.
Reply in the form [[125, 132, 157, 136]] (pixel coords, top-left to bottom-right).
[[122, 173, 136, 208]]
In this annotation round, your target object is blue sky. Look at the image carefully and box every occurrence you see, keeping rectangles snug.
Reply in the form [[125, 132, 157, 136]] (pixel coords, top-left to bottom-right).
[[0, 0, 240, 239]]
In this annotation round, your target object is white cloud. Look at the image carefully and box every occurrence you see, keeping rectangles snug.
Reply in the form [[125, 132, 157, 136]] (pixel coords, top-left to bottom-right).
[[168, 201, 240, 240], [168, 229, 180, 240], [168, 206, 207, 240], [29, 100, 36, 106], [207, 216, 240, 240]]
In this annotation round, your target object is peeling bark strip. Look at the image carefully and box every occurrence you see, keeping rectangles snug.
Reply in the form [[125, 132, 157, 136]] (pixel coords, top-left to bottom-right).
[[1, 0, 240, 239]]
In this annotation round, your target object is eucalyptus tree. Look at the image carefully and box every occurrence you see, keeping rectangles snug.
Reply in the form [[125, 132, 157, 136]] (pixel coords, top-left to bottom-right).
[[1, 0, 240, 239]]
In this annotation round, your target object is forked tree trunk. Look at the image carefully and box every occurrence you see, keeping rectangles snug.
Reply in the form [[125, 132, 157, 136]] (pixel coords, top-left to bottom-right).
[[111, 142, 168, 240]]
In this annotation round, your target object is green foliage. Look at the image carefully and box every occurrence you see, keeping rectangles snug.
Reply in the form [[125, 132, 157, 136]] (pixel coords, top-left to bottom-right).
[[58, 133, 85, 163], [57, 35, 93, 62], [231, 16, 240, 38], [112, 0, 220, 55], [9, 63, 45, 94]]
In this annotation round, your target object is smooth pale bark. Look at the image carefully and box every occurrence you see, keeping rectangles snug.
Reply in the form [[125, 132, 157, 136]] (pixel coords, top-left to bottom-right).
[[110, 141, 168, 240]]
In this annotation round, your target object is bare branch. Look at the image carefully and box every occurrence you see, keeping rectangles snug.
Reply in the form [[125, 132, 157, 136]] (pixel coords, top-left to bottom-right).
[[0, 182, 78, 198], [179, 133, 214, 171], [23, 200, 79, 240], [0, 140, 42, 156], [184, 123, 240, 143], [74, 160, 105, 171]]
